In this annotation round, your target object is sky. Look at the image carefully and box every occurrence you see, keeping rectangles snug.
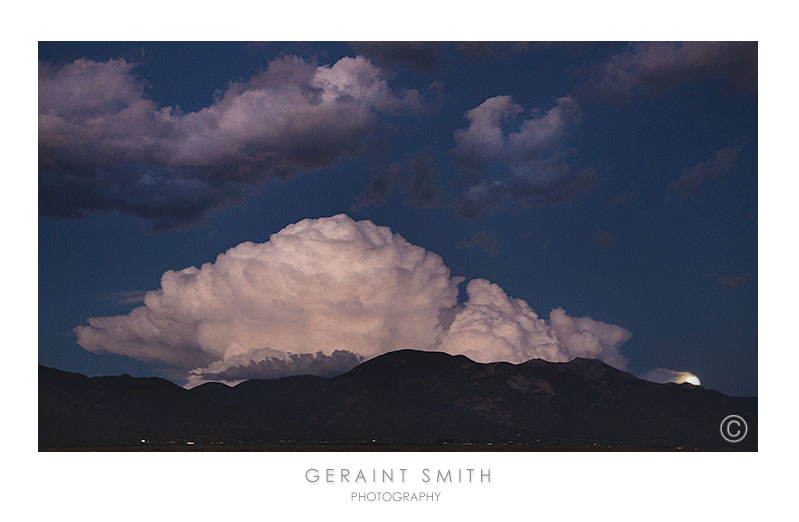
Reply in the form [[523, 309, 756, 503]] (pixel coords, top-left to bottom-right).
[[38, 42, 757, 396]]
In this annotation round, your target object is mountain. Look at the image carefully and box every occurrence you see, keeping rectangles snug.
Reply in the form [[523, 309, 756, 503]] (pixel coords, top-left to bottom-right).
[[39, 350, 757, 450]]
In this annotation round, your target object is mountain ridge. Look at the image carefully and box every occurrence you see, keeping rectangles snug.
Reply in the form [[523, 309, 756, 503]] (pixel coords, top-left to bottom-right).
[[38, 349, 757, 450]]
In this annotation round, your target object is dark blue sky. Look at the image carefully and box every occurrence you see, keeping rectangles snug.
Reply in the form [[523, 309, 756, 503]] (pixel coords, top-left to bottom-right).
[[38, 42, 757, 395]]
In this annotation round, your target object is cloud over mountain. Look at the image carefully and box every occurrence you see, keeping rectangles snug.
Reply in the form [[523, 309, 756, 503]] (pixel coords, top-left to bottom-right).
[[440, 279, 630, 368], [39, 56, 425, 229], [75, 215, 633, 384], [186, 348, 364, 387], [75, 215, 461, 369]]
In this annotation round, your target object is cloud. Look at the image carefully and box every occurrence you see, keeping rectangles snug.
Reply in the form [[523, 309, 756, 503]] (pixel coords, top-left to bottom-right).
[[642, 368, 701, 386], [39, 56, 425, 229], [587, 42, 757, 100], [592, 230, 615, 247], [75, 214, 461, 369], [453, 95, 524, 165], [185, 348, 363, 387], [348, 42, 444, 71], [112, 291, 148, 304], [353, 167, 397, 209], [439, 279, 631, 368], [75, 214, 634, 384], [457, 42, 531, 60], [609, 189, 636, 208], [352, 152, 444, 210], [714, 272, 752, 289], [669, 146, 741, 198], [452, 95, 595, 218], [453, 181, 509, 219], [460, 231, 500, 256]]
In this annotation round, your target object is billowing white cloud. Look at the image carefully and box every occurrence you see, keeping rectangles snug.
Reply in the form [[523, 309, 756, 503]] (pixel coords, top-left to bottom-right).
[[439, 279, 630, 367], [39, 56, 425, 228], [76, 214, 461, 369], [75, 214, 634, 385]]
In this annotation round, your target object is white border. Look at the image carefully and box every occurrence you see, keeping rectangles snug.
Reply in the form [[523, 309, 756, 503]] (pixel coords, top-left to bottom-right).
[[7, 1, 798, 519]]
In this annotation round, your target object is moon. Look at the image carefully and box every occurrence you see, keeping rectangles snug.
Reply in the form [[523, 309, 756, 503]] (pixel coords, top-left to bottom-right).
[[683, 374, 701, 386]]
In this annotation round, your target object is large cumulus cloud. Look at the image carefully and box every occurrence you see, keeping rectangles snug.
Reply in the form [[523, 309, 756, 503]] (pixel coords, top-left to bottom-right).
[[76, 214, 461, 368], [451, 95, 595, 218], [75, 214, 633, 385], [39, 56, 425, 228]]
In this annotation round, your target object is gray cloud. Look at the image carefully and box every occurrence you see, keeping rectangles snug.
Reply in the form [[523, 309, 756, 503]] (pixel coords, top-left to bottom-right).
[[39, 56, 426, 229], [353, 167, 397, 209], [452, 95, 595, 218], [353, 152, 444, 210], [112, 291, 148, 304], [592, 230, 615, 247], [349, 42, 444, 70], [609, 189, 636, 208], [715, 272, 752, 289], [587, 42, 757, 100], [669, 146, 741, 198], [460, 231, 500, 256], [457, 42, 531, 60]]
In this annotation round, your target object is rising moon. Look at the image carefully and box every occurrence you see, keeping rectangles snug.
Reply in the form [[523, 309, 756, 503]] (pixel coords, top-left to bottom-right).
[[683, 374, 701, 386]]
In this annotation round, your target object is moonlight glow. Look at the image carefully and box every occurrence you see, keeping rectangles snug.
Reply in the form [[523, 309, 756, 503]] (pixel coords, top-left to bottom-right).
[[683, 374, 701, 386]]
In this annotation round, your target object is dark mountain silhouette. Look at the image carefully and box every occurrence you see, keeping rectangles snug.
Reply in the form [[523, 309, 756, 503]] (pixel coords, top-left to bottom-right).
[[39, 350, 756, 450]]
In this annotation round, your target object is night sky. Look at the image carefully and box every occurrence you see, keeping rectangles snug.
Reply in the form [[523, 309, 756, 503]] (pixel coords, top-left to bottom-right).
[[38, 42, 757, 396]]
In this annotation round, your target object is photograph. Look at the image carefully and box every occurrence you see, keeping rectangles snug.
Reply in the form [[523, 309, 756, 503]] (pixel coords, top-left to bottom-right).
[[38, 41, 757, 452]]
